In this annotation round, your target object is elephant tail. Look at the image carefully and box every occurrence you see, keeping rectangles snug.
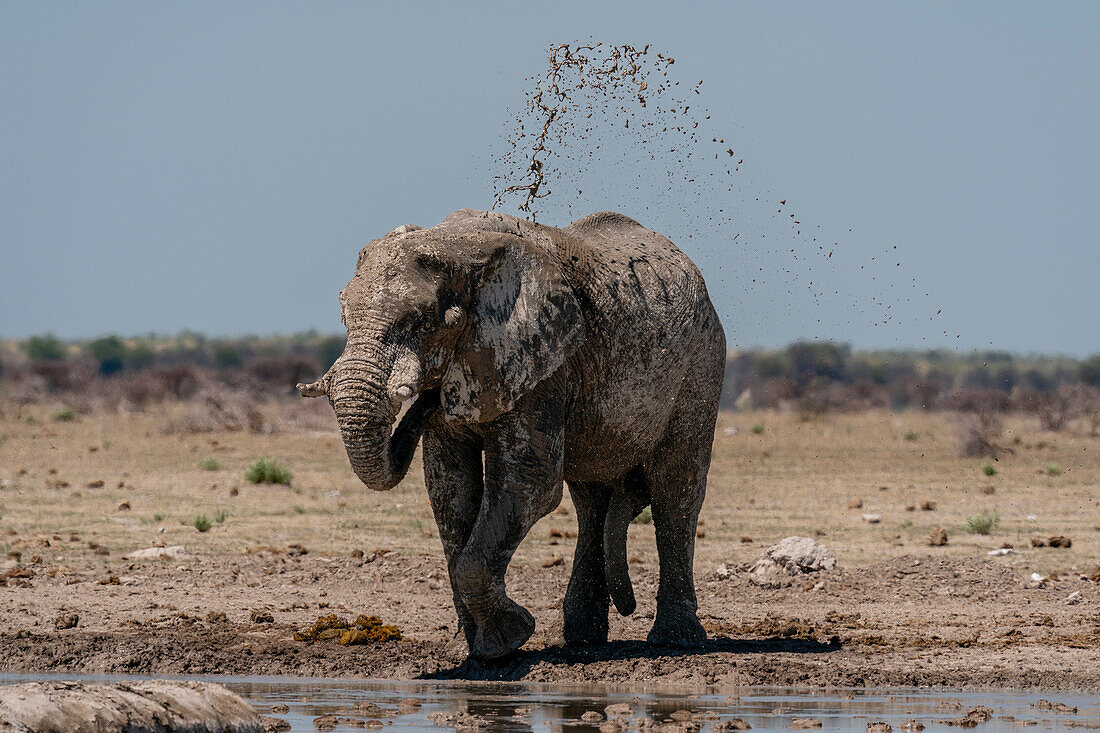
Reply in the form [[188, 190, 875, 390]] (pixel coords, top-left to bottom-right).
[[603, 477, 648, 617]]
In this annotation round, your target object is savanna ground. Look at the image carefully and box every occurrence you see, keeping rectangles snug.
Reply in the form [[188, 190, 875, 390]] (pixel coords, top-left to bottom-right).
[[0, 403, 1098, 690]]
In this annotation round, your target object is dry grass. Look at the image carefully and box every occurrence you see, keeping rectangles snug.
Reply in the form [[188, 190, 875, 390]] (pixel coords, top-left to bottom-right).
[[0, 405, 1097, 578]]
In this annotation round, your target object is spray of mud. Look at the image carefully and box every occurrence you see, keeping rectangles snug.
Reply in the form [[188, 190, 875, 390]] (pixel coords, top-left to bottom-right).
[[491, 42, 953, 349]]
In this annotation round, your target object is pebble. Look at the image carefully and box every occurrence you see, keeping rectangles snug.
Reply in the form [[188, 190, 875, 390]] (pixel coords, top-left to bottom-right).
[[862, 514, 882, 524], [791, 719, 822, 729], [868, 723, 893, 733], [1066, 591, 1082, 605]]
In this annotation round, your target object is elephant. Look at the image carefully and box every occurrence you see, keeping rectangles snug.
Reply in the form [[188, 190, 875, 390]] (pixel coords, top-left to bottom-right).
[[297, 208, 725, 660]]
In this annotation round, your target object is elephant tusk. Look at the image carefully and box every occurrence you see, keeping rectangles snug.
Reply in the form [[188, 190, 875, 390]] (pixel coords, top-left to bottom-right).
[[296, 380, 327, 398], [394, 384, 415, 400]]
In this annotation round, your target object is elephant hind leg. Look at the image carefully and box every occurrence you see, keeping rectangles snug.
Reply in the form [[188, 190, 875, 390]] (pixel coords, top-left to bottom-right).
[[645, 363, 721, 648], [563, 481, 612, 645]]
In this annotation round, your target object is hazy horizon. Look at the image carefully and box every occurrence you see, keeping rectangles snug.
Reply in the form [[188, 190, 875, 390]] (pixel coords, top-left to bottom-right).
[[2, 2, 1097, 356]]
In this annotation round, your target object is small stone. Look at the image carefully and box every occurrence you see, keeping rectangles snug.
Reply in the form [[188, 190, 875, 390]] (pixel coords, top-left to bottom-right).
[[715, 564, 732, 579], [582, 710, 605, 722], [1034, 700, 1077, 713], [1031, 536, 1048, 548], [900, 722, 925, 731], [86, 480, 104, 488], [920, 501, 937, 511], [260, 715, 291, 732], [929, 527, 948, 546], [980, 485, 995, 495], [1087, 565, 1100, 583], [605, 703, 633, 717], [270, 704, 290, 714], [847, 497, 863, 509], [350, 549, 364, 559], [397, 698, 421, 712], [1065, 591, 1082, 605], [718, 720, 751, 731], [791, 719, 822, 729], [117, 502, 130, 512], [54, 613, 79, 630], [313, 714, 338, 730], [670, 710, 693, 721], [250, 609, 274, 624], [740, 536, 753, 543], [600, 722, 625, 733], [867, 724, 892, 733], [1048, 535, 1072, 548], [542, 555, 564, 568], [861, 513, 882, 524], [207, 611, 228, 623]]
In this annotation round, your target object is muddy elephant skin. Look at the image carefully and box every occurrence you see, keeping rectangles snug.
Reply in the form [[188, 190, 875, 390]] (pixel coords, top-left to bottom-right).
[[298, 209, 725, 660]]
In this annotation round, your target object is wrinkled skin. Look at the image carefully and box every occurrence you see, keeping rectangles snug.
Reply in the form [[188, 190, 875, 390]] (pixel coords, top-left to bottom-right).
[[299, 209, 725, 660]]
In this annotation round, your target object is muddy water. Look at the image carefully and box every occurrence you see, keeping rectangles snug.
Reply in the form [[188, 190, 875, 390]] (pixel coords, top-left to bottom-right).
[[1, 674, 1097, 731]]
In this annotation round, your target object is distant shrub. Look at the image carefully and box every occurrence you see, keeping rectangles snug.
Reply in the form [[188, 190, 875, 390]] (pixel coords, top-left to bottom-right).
[[153, 513, 165, 521], [1042, 462, 1062, 476], [52, 408, 76, 422], [22, 335, 65, 361], [955, 412, 1012, 458], [982, 463, 997, 477], [965, 511, 1000, 535], [88, 336, 128, 376], [213, 343, 243, 369], [293, 505, 306, 515], [214, 509, 229, 523], [245, 458, 291, 485], [904, 430, 918, 441], [193, 514, 212, 532], [751, 424, 765, 435], [632, 506, 652, 524], [199, 457, 221, 471]]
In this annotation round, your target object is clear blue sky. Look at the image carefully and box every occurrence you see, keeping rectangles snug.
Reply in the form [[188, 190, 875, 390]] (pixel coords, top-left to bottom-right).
[[2, 2, 1097, 355]]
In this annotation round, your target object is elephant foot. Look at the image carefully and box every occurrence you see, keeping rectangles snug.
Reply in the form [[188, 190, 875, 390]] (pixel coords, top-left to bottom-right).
[[470, 596, 535, 660], [563, 598, 609, 646], [647, 608, 706, 649]]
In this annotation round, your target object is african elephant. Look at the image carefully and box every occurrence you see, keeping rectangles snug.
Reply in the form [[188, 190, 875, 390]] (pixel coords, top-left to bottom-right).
[[298, 209, 725, 660]]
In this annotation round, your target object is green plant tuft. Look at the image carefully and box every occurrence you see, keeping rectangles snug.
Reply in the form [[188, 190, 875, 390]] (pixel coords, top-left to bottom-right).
[[751, 424, 765, 435], [245, 458, 292, 485], [293, 505, 306, 515], [193, 514, 212, 532], [153, 513, 165, 521], [1042, 462, 1062, 476], [214, 509, 229, 523], [965, 510, 1000, 535], [981, 462, 997, 477], [904, 430, 918, 441], [199, 457, 221, 471], [52, 408, 76, 422], [632, 506, 653, 524]]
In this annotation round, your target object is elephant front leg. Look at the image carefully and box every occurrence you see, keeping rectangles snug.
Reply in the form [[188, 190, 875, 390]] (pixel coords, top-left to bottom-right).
[[422, 425, 484, 650], [452, 397, 565, 660]]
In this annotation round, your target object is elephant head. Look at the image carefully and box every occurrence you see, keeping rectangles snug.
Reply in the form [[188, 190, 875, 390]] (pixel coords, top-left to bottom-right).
[[297, 214, 586, 491]]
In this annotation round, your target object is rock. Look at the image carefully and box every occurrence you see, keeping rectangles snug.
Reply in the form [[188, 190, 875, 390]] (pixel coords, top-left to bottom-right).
[[900, 722, 925, 731], [260, 715, 291, 732], [746, 537, 836, 588], [988, 548, 1013, 556], [600, 722, 625, 732], [541, 555, 564, 568], [862, 514, 883, 524], [397, 698, 421, 712], [605, 703, 633, 717], [126, 546, 188, 561], [715, 563, 732, 579], [791, 719, 822, 729], [1030, 572, 1047, 587], [1030, 537, 1048, 548], [1048, 536, 1072, 548], [867, 724, 893, 733], [716, 720, 751, 731], [1034, 699, 1077, 713], [980, 485, 995, 495], [670, 710, 693, 721], [1088, 565, 1100, 583], [250, 609, 274, 624], [847, 498, 863, 509], [270, 703, 290, 714], [0, 680, 261, 732], [1065, 591, 1082, 605], [929, 527, 948, 546], [943, 706, 994, 727], [54, 613, 79, 630], [920, 501, 937, 511], [582, 710, 605, 722]]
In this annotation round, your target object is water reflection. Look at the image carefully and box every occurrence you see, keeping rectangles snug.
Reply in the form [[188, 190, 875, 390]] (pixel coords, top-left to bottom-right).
[[0, 674, 1096, 732]]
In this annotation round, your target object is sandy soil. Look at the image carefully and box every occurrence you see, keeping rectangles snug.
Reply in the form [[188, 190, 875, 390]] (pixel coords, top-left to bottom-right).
[[0, 406, 1098, 689]]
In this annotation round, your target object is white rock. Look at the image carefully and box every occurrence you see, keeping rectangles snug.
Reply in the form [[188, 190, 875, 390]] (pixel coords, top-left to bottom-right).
[[125, 546, 187, 561], [747, 537, 837, 587], [1066, 591, 1082, 605], [715, 563, 732, 579], [988, 548, 1014, 556], [722, 427, 739, 436], [862, 513, 883, 524]]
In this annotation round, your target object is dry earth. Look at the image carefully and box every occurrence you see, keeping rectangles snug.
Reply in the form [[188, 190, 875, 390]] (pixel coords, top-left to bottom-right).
[[0, 405, 1098, 689]]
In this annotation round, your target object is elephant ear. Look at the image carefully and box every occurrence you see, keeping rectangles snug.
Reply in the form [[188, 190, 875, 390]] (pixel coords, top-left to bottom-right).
[[442, 236, 585, 422]]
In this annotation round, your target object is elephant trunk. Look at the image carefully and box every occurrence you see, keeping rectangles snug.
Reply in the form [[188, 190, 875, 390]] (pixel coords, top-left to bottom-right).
[[332, 369, 440, 491]]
